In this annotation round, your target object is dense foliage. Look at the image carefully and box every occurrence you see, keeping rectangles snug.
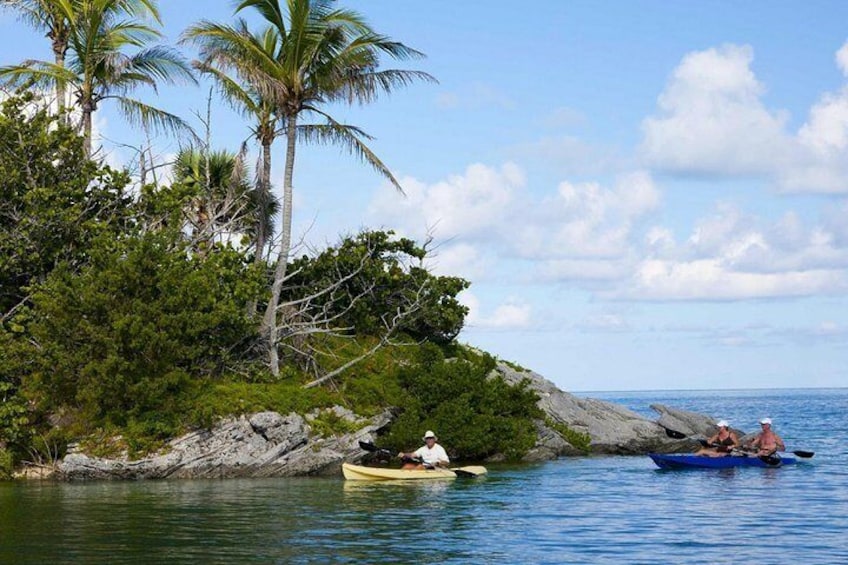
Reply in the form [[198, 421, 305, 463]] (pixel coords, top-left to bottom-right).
[[0, 93, 131, 315], [287, 231, 470, 344], [0, 1, 567, 478], [0, 93, 131, 466], [24, 231, 262, 427], [381, 344, 543, 461], [0, 92, 549, 473]]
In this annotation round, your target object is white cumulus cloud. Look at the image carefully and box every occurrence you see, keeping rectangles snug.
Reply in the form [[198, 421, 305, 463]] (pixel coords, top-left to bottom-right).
[[460, 291, 532, 330], [640, 40, 848, 193], [367, 162, 524, 243], [518, 170, 660, 262], [616, 203, 848, 300], [641, 44, 792, 176], [624, 258, 845, 300]]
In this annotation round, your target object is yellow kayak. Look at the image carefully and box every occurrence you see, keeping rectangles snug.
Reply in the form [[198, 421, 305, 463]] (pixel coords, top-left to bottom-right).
[[342, 462, 487, 481]]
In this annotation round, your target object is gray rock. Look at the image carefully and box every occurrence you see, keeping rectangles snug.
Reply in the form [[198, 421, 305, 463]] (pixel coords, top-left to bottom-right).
[[650, 404, 751, 451], [649, 404, 720, 453], [495, 364, 682, 456], [53, 363, 719, 480], [57, 408, 393, 481]]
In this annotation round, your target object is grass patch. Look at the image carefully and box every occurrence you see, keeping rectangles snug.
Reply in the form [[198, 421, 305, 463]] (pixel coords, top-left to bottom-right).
[[547, 418, 592, 454], [307, 408, 363, 438], [192, 381, 338, 423]]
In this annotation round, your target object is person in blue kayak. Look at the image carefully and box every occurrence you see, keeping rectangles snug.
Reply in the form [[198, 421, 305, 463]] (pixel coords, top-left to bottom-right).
[[398, 430, 450, 469], [746, 417, 785, 456], [695, 420, 739, 457]]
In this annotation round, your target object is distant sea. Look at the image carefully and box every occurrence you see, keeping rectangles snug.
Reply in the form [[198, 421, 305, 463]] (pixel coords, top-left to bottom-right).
[[1, 388, 846, 564]]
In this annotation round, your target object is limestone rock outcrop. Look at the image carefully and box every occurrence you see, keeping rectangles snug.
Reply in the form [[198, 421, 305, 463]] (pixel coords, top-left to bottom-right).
[[54, 363, 714, 480], [494, 364, 687, 458], [58, 409, 391, 481]]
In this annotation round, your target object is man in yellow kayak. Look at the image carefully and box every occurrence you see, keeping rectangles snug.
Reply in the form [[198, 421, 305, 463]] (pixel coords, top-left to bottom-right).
[[398, 430, 450, 470]]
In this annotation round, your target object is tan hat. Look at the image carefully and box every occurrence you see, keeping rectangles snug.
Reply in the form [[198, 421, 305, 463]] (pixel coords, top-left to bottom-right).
[[423, 430, 436, 439]]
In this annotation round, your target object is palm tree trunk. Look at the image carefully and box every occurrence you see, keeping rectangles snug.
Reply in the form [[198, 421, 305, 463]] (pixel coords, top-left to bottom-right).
[[53, 48, 66, 117], [254, 136, 272, 265], [48, 21, 69, 119], [82, 100, 93, 157], [246, 134, 272, 319], [261, 114, 296, 376]]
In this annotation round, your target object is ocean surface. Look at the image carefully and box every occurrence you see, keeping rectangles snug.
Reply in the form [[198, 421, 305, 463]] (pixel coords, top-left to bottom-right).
[[1, 388, 846, 564]]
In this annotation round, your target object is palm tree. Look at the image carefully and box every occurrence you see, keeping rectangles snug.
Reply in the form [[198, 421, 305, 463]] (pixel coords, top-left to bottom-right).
[[181, 19, 283, 267], [0, 0, 160, 117], [191, 0, 435, 375], [172, 146, 279, 249], [0, 0, 194, 156]]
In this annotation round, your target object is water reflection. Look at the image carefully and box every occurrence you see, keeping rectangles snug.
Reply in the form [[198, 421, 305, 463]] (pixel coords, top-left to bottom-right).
[[1, 456, 844, 565]]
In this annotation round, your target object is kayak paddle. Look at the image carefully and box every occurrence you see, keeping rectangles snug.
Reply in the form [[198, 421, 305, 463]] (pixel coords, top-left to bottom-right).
[[358, 440, 394, 459]]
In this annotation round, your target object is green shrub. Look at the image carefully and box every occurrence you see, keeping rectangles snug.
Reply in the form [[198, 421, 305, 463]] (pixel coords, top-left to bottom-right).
[[24, 429, 69, 468], [380, 344, 542, 461], [191, 380, 336, 424], [125, 416, 180, 459], [547, 418, 592, 454], [308, 409, 361, 438], [286, 230, 470, 344], [0, 379, 29, 448], [501, 359, 528, 372], [0, 93, 131, 316], [24, 232, 260, 427]]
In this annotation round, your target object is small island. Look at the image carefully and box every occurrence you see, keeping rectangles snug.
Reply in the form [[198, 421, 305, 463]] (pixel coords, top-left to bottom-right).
[[0, 0, 718, 482]]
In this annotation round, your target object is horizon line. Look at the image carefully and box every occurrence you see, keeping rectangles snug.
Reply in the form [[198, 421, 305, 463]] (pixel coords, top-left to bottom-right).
[[571, 385, 847, 394]]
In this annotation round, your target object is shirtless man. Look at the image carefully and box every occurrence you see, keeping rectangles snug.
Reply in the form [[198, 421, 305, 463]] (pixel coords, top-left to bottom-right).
[[747, 417, 785, 456]]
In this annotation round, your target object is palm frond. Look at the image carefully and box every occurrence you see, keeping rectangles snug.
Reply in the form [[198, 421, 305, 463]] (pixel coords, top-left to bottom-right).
[[335, 69, 437, 105], [0, 60, 78, 88], [298, 110, 404, 195], [124, 45, 196, 85], [183, 19, 284, 81], [235, 0, 287, 35], [116, 96, 199, 143], [1, 0, 75, 33], [193, 61, 260, 115], [119, 0, 161, 24]]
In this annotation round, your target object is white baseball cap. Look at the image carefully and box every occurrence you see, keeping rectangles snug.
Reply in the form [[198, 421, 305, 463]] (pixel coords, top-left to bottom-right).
[[716, 420, 729, 428], [423, 430, 436, 439], [759, 417, 772, 425]]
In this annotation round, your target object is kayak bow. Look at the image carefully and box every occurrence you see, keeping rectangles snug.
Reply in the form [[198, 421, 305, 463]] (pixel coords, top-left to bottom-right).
[[649, 453, 797, 469], [342, 462, 487, 481]]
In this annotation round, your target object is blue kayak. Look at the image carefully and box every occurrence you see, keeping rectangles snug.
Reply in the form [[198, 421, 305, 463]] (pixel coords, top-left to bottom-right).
[[649, 453, 796, 469]]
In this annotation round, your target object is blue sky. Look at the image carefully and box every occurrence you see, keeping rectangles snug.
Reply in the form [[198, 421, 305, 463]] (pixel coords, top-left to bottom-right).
[[2, 1, 847, 391]]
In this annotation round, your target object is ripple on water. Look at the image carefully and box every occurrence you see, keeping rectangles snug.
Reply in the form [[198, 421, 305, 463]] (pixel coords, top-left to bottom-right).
[[2, 389, 847, 563]]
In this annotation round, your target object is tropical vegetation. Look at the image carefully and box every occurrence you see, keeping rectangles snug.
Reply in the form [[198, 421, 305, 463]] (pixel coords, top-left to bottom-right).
[[184, 0, 437, 375], [0, 0, 193, 156], [0, 1, 549, 479]]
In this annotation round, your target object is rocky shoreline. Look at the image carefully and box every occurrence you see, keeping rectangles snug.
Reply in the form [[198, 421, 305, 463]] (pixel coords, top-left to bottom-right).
[[37, 364, 720, 481]]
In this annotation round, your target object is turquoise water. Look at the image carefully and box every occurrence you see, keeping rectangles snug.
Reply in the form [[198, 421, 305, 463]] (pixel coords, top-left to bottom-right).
[[1, 388, 846, 564]]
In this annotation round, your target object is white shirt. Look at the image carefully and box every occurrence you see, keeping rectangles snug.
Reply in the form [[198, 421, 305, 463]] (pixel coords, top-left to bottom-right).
[[413, 443, 450, 466]]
